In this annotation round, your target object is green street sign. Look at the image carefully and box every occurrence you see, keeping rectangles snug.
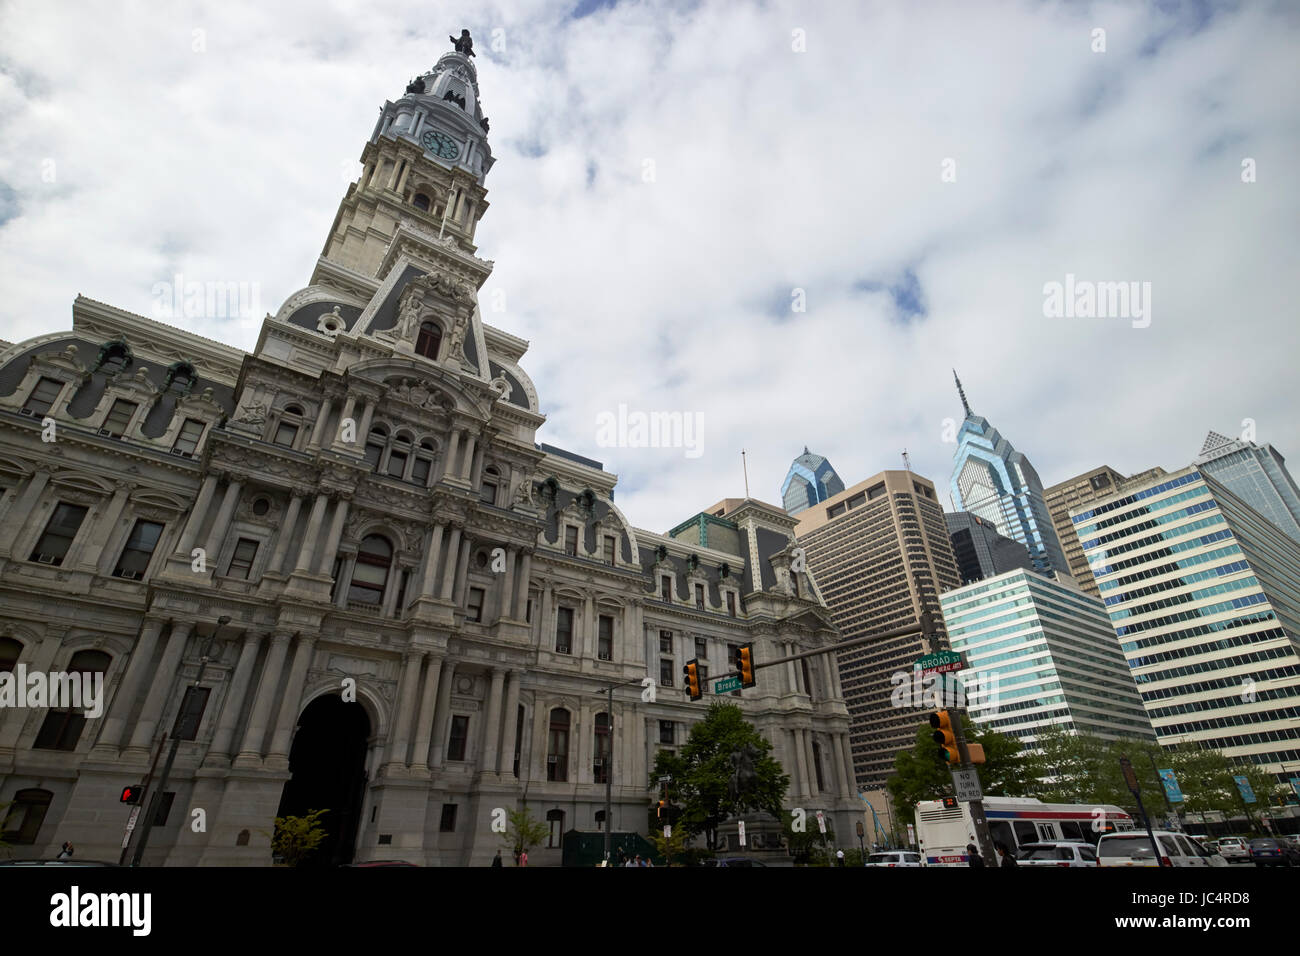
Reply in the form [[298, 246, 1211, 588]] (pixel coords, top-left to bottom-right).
[[713, 676, 742, 694], [914, 651, 963, 676]]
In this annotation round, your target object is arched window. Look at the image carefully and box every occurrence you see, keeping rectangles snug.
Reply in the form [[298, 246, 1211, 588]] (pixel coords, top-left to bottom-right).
[[34, 649, 112, 751], [411, 439, 435, 486], [95, 340, 132, 374], [348, 535, 392, 606], [546, 809, 565, 849], [164, 361, 196, 393], [0, 636, 23, 673], [479, 465, 499, 505], [364, 427, 387, 472], [416, 321, 442, 360], [593, 712, 610, 784], [412, 193, 431, 212], [274, 405, 303, 448], [1, 788, 52, 846], [547, 708, 569, 782], [387, 433, 412, 479]]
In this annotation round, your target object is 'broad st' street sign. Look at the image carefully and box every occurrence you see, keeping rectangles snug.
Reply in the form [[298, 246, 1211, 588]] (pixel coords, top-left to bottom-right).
[[914, 651, 964, 676], [713, 676, 742, 694]]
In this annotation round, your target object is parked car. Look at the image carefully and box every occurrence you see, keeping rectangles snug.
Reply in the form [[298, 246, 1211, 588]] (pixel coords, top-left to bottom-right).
[[1248, 838, 1297, 867], [1016, 841, 1099, 868], [866, 851, 922, 867], [1215, 836, 1252, 863], [1097, 831, 1228, 867]]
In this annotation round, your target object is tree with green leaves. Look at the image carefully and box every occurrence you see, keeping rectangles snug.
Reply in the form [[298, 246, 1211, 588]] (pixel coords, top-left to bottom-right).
[[270, 809, 330, 867], [649, 702, 789, 850], [886, 714, 1030, 825], [648, 824, 688, 866], [501, 805, 551, 863]]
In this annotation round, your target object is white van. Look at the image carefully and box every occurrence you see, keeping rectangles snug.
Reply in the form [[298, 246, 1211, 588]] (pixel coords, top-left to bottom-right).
[[1097, 830, 1229, 867]]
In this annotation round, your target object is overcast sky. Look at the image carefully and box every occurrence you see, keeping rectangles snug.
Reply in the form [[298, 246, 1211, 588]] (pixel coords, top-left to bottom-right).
[[2, 0, 1297, 533]]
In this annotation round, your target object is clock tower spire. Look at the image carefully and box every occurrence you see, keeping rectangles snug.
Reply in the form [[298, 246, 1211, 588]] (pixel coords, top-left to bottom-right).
[[315, 30, 494, 283]]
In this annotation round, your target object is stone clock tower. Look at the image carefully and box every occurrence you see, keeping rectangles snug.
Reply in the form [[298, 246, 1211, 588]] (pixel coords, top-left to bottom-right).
[[317, 44, 494, 282]]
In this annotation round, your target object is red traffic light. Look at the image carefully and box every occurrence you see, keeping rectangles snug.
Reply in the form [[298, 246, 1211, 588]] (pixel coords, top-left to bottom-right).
[[120, 785, 143, 805]]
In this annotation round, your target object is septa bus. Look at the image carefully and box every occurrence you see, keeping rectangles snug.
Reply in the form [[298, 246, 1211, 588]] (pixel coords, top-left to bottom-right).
[[915, 797, 1134, 866]]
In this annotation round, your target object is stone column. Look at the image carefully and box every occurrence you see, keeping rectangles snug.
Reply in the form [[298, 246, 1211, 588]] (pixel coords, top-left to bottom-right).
[[305, 396, 332, 451], [418, 522, 445, 599], [498, 547, 516, 622], [96, 617, 166, 749], [445, 429, 461, 481], [332, 394, 357, 450], [266, 494, 304, 576], [514, 551, 532, 620], [126, 621, 194, 752], [829, 732, 847, 799], [384, 651, 423, 769], [79, 484, 131, 573], [438, 525, 462, 600], [804, 730, 820, 794], [233, 630, 293, 763], [539, 585, 553, 648], [174, 473, 217, 555], [582, 592, 596, 659], [785, 642, 800, 695], [203, 478, 244, 558], [459, 432, 477, 481], [266, 634, 318, 759], [356, 397, 377, 440], [409, 654, 443, 772], [314, 495, 350, 575], [499, 671, 520, 777], [429, 660, 457, 767], [793, 728, 811, 799], [205, 631, 263, 759], [334, 555, 354, 607], [840, 734, 857, 797], [452, 534, 472, 605], [292, 493, 329, 574], [479, 667, 505, 775]]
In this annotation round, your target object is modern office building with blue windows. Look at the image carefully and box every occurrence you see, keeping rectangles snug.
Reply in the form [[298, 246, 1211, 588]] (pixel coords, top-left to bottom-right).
[[939, 568, 1154, 747], [948, 372, 1069, 579], [1074, 466, 1300, 781], [781, 447, 846, 516], [1195, 429, 1300, 544]]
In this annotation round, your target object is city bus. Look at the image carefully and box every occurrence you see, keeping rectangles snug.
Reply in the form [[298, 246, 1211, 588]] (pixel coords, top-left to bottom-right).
[[915, 797, 1134, 866]]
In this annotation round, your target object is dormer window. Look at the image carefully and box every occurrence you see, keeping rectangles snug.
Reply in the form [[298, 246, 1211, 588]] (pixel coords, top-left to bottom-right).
[[95, 340, 132, 374], [416, 321, 442, 360], [413, 193, 431, 212], [164, 361, 197, 394]]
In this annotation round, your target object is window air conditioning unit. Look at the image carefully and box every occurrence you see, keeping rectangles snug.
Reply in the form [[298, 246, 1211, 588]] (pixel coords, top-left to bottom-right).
[[19, 407, 36, 416], [598, 653, 611, 661], [119, 570, 140, 580], [36, 554, 58, 564], [171, 448, 192, 457], [556, 645, 570, 654], [97, 428, 113, 436]]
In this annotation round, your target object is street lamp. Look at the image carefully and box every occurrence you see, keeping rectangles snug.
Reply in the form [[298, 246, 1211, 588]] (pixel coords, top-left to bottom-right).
[[128, 615, 230, 866]]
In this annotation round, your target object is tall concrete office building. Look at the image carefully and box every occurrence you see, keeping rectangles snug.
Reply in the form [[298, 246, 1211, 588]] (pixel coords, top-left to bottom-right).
[[940, 569, 1155, 747], [1073, 467, 1300, 780], [1045, 465, 1167, 598], [1195, 430, 1300, 543], [795, 471, 962, 791], [949, 372, 1069, 579], [945, 512, 1033, 585], [781, 448, 846, 517]]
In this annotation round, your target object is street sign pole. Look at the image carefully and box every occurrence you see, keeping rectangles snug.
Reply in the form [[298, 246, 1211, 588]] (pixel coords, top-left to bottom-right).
[[951, 706, 995, 866], [1121, 755, 1164, 865]]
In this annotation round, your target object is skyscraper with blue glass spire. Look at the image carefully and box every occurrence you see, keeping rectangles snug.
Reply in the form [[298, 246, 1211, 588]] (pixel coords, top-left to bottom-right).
[[949, 372, 1070, 578]]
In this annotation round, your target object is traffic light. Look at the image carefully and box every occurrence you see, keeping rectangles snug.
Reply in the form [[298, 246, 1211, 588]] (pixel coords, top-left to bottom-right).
[[930, 711, 960, 764], [657, 799, 667, 819], [683, 659, 702, 700], [120, 785, 143, 805], [736, 643, 755, 688]]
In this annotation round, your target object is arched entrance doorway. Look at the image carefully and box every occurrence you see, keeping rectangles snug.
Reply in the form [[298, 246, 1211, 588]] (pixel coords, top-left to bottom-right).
[[276, 693, 370, 866]]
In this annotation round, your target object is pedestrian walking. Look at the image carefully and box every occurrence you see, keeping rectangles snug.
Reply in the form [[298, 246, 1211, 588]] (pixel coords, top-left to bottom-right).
[[519, 849, 528, 867], [492, 850, 503, 868], [836, 849, 845, 866], [966, 843, 984, 868], [56, 842, 74, 860], [995, 842, 1018, 867]]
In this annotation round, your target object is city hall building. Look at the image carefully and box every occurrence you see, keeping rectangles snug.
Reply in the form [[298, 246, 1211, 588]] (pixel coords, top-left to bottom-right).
[[0, 41, 858, 865]]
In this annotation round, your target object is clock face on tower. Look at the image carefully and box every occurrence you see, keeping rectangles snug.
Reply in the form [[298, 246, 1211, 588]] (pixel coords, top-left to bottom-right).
[[421, 130, 459, 160]]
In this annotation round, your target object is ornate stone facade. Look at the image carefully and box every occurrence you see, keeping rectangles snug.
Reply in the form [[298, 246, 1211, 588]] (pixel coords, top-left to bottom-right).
[[0, 40, 857, 865]]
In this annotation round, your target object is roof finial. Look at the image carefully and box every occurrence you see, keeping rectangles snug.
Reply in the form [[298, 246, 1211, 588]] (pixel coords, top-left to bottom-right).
[[953, 369, 972, 418]]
